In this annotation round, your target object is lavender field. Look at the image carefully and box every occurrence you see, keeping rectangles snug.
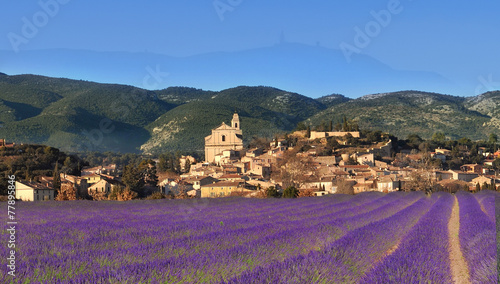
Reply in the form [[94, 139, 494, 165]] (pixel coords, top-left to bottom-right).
[[1, 191, 497, 283]]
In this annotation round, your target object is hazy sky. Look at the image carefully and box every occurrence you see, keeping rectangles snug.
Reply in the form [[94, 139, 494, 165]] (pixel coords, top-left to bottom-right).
[[1, 1, 499, 96]]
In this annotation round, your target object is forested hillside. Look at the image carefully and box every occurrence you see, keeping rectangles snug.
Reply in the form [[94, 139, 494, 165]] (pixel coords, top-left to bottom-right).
[[0, 73, 498, 154], [307, 91, 498, 141]]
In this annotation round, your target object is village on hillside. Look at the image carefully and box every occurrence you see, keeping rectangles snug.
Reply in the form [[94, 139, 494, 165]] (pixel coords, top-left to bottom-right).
[[5, 113, 500, 201]]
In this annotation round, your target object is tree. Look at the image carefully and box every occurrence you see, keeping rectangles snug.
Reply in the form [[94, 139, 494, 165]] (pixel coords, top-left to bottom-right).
[[158, 152, 178, 173], [475, 183, 480, 192], [406, 170, 435, 193], [249, 136, 271, 150], [174, 151, 182, 173], [481, 182, 489, 191], [327, 138, 339, 149], [493, 158, 500, 172], [283, 186, 299, 198], [139, 159, 158, 186], [265, 186, 281, 198], [53, 162, 61, 195], [366, 130, 382, 144], [295, 122, 307, 131], [328, 120, 333, 132], [335, 180, 355, 195], [298, 187, 315, 197], [346, 155, 358, 165], [458, 137, 472, 147], [57, 183, 78, 201], [306, 126, 311, 138], [272, 152, 314, 189], [147, 192, 166, 200], [184, 158, 191, 173], [431, 132, 446, 143], [25, 165, 31, 181], [108, 185, 137, 201], [407, 134, 423, 148], [344, 133, 356, 145], [488, 133, 498, 144], [418, 142, 431, 153], [63, 156, 72, 174], [334, 122, 342, 131], [122, 164, 145, 195]]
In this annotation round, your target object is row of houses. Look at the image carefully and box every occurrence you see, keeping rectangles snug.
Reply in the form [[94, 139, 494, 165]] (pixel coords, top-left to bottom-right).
[[161, 172, 262, 198], [15, 165, 123, 201]]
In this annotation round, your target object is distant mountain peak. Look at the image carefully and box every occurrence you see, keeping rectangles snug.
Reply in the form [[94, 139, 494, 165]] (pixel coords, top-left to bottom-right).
[[0, 44, 456, 98]]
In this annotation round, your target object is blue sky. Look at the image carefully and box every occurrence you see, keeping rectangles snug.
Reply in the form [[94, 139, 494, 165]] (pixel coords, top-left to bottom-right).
[[1, 0, 499, 97]]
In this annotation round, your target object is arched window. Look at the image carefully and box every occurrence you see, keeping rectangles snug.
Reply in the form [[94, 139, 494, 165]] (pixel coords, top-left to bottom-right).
[[234, 123, 238, 128], [222, 135, 226, 142]]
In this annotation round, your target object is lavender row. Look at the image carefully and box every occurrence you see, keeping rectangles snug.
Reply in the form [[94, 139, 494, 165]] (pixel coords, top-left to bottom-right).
[[456, 191, 496, 283], [225, 192, 431, 284], [63, 194, 410, 282], [25, 192, 389, 262], [0, 194, 391, 283], [151, 192, 420, 282], [1, 193, 416, 283], [104, 192, 418, 282], [360, 192, 454, 283], [473, 190, 495, 222]]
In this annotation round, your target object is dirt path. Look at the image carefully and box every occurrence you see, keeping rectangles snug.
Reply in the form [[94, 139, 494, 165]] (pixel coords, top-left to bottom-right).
[[448, 195, 470, 284]]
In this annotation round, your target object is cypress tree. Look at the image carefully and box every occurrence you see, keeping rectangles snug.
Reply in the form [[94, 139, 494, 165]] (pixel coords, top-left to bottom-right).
[[25, 165, 31, 181], [53, 162, 61, 195], [482, 182, 489, 191]]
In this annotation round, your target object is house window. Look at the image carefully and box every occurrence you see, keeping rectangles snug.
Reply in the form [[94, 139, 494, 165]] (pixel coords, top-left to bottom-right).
[[222, 135, 226, 142], [234, 123, 238, 128]]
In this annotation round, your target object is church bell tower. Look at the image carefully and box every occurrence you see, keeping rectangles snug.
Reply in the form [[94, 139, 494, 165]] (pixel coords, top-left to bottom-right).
[[231, 112, 240, 129]]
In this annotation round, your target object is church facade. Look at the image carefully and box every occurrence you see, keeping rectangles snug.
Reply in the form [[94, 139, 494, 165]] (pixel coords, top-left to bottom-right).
[[204, 113, 243, 163]]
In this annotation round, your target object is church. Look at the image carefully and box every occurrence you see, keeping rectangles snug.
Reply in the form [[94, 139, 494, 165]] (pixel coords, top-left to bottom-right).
[[204, 113, 244, 163]]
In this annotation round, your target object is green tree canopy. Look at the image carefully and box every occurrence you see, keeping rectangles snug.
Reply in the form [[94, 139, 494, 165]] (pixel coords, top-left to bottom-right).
[[283, 186, 299, 198], [431, 132, 446, 142]]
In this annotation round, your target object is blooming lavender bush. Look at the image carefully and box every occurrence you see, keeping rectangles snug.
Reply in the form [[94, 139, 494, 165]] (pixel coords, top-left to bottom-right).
[[1, 191, 497, 283], [360, 192, 454, 284], [456, 191, 496, 283], [474, 190, 495, 222]]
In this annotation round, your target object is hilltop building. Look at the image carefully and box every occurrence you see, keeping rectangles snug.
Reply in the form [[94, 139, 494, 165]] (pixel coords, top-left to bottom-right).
[[205, 113, 244, 163]]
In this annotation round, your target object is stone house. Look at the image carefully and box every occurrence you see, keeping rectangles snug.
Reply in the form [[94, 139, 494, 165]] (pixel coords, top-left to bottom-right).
[[15, 181, 55, 201], [470, 176, 492, 188], [377, 176, 400, 192], [88, 179, 112, 195], [357, 153, 374, 166], [201, 181, 255, 198]]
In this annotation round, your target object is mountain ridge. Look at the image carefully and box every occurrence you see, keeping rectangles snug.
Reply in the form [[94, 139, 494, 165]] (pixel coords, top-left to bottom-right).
[[0, 73, 498, 154], [0, 43, 456, 98]]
